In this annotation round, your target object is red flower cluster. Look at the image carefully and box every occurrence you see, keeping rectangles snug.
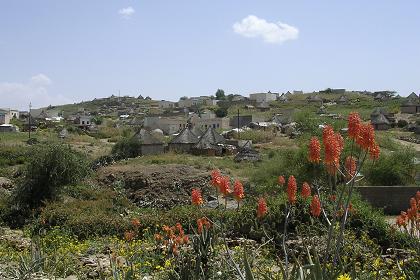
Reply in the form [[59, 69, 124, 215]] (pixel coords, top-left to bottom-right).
[[301, 182, 311, 199], [287, 175, 297, 204], [278, 175, 285, 186], [191, 188, 203, 206], [157, 223, 189, 255], [396, 191, 419, 233], [323, 125, 344, 175], [219, 176, 231, 196], [131, 218, 141, 228], [124, 230, 135, 242], [308, 137, 321, 164], [257, 197, 268, 218], [233, 180, 244, 201], [348, 112, 361, 140], [310, 195, 321, 217], [211, 169, 222, 187], [197, 217, 211, 234], [355, 123, 380, 160], [344, 156, 357, 180]]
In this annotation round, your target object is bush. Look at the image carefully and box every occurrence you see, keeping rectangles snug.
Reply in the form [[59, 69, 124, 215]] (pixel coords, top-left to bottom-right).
[[362, 148, 417, 186], [111, 137, 142, 158], [13, 144, 90, 209], [397, 119, 408, 128], [0, 145, 28, 167]]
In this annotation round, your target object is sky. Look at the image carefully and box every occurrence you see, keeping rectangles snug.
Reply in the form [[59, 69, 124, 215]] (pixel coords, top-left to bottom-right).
[[1, 0, 420, 110]]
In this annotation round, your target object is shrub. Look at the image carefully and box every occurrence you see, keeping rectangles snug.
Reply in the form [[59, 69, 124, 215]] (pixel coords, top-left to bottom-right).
[[362, 148, 417, 186], [13, 144, 90, 209], [111, 137, 142, 158], [397, 119, 408, 128]]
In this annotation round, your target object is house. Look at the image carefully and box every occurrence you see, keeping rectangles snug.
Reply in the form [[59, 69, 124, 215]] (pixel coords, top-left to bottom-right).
[[231, 95, 246, 102], [158, 100, 176, 109], [293, 90, 304, 95], [133, 129, 165, 156], [371, 108, 395, 124], [191, 116, 230, 130], [168, 127, 199, 153], [0, 111, 10, 125], [144, 116, 188, 135], [371, 113, 391, 130], [192, 127, 226, 156], [229, 115, 264, 128], [401, 93, 420, 114], [0, 124, 18, 132], [336, 95, 349, 104], [249, 92, 278, 103], [77, 115, 92, 129], [306, 95, 323, 103], [277, 94, 288, 103]]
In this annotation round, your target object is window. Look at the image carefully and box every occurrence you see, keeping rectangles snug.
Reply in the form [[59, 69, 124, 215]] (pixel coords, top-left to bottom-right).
[[213, 124, 216, 128], [217, 124, 220, 128]]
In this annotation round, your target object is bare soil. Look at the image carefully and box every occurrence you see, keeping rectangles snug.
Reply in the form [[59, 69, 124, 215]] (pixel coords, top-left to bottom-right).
[[96, 163, 212, 208]]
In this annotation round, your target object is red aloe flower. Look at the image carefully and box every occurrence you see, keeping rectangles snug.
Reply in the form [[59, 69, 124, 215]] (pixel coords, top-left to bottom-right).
[[278, 175, 285, 186], [368, 141, 380, 160], [357, 123, 375, 151], [323, 126, 342, 174], [219, 176, 231, 196], [211, 169, 221, 187], [131, 218, 141, 228], [348, 112, 361, 140], [308, 137, 321, 164], [344, 156, 357, 179], [301, 182, 311, 199], [191, 188, 203, 206], [310, 195, 321, 217], [396, 211, 408, 227], [257, 198, 268, 218], [416, 191, 420, 203], [233, 180, 245, 201], [197, 217, 211, 234], [287, 175, 297, 204]]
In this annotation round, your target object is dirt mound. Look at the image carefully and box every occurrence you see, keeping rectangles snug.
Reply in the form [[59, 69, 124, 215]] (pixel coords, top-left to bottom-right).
[[97, 164, 212, 208]]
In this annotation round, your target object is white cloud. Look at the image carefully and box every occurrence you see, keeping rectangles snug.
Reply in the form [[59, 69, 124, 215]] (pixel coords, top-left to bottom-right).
[[233, 15, 299, 44], [0, 74, 71, 110], [118, 6, 135, 19]]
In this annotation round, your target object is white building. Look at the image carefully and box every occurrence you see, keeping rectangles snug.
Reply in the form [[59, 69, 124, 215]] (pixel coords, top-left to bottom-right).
[[249, 92, 278, 103]]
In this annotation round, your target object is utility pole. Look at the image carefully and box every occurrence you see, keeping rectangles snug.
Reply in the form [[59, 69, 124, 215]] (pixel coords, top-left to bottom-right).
[[28, 102, 32, 139], [237, 109, 240, 140]]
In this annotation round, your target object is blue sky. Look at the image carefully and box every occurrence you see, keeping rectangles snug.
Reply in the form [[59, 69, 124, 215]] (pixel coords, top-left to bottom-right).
[[1, 1, 419, 109]]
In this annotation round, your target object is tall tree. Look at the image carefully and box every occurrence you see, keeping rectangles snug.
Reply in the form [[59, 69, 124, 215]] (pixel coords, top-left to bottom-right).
[[215, 89, 225, 100]]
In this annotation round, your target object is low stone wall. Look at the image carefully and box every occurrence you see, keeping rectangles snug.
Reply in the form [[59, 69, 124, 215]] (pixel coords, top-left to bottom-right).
[[356, 186, 419, 215]]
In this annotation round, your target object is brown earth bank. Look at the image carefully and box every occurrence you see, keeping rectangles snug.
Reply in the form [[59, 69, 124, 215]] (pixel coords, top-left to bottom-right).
[[96, 163, 213, 208]]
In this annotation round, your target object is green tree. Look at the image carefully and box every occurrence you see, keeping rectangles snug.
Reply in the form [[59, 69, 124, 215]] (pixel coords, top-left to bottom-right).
[[13, 144, 90, 209], [214, 107, 228, 118], [215, 89, 225, 100]]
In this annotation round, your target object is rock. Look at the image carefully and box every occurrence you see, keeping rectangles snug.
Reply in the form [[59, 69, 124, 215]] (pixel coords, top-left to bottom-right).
[[0, 177, 13, 190], [0, 227, 31, 251]]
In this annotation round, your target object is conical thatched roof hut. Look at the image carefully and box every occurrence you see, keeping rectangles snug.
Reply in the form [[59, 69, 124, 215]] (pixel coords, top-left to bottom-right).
[[192, 127, 226, 156], [133, 129, 164, 155], [370, 113, 390, 131], [168, 127, 199, 153]]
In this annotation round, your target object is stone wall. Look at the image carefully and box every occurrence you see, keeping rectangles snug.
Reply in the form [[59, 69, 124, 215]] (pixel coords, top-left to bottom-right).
[[356, 186, 419, 215]]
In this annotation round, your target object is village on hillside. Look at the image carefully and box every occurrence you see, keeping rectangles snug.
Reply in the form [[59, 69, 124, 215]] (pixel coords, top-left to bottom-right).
[[1, 89, 420, 158]]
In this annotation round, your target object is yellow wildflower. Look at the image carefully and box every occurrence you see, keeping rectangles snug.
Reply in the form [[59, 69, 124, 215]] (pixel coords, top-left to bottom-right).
[[337, 274, 351, 280]]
